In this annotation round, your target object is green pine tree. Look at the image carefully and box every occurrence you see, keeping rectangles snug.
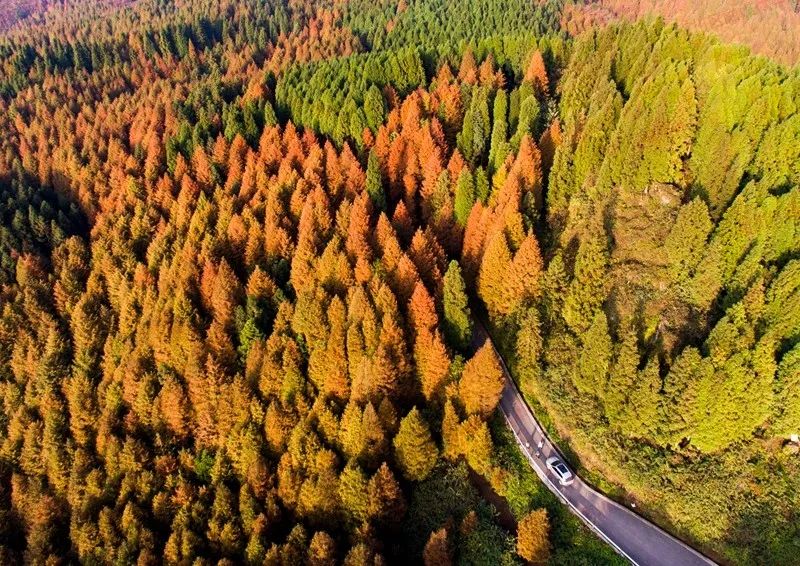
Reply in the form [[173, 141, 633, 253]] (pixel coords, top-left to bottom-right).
[[393, 407, 438, 481], [563, 236, 608, 335], [454, 168, 475, 226], [443, 261, 473, 351], [366, 149, 386, 212]]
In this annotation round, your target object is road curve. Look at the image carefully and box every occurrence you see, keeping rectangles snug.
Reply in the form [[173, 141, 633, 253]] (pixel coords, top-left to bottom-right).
[[475, 324, 717, 566]]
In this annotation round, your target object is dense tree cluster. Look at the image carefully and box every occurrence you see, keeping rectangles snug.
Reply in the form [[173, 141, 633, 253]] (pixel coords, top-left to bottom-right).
[[561, 0, 800, 67], [500, 20, 800, 565], [0, 1, 579, 563]]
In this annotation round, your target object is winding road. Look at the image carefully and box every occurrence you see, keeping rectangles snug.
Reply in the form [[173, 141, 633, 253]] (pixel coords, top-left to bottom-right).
[[474, 323, 717, 566]]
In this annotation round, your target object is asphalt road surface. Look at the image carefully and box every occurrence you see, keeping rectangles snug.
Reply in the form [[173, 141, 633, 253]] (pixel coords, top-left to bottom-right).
[[474, 323, 717, 566]]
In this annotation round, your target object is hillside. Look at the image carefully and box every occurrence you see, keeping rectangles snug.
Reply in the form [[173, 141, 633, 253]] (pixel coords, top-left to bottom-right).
[[562, 0, 800, 66], [0, 1, 49, 32]]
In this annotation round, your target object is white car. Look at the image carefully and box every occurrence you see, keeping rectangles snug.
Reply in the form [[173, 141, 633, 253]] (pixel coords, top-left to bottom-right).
[[546, 456, 575, 486]]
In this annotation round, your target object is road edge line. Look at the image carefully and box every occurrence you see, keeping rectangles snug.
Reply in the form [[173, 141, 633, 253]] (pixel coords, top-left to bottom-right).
[[502, 411, 641, 566]]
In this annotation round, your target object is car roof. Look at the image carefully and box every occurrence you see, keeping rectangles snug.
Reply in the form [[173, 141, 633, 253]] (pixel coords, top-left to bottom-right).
[[555, 463, 571, 474]]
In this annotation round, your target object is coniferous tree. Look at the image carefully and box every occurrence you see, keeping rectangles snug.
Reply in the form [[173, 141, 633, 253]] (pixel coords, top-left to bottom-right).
[[414, 329, 451, 402], [443, 261, 473, 351], [393, 407, 438, 481], [524, 51, 549, 96], [339, 462, 369, 524], [489, 90, 509, 174], [459, 343, 504, 416], [424, 527, 453, 566], [515, 307, 543, 389], [0, 7, 797, 564], [516, 509, 550, 564], [478, 232, 515, 317], [367, 462, 406, 526], [563, 236, 608, 335], [309, 531, 337, 566], [665, 198, 713, 289], [454, 168, 475, 226], [575, 311, 612, 397], [366, 150, 386, 212]]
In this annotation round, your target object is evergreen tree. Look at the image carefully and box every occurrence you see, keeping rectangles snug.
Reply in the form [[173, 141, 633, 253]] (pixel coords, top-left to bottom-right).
[[510, 96, 541, 150], [489, 90, 509, 174], [364, 85, 386, 132], [563, 236, 608, 335], [515, 307, 543, 389], [393, 407, 439, 481], [605, 325, 640, 428], [575, 311, 612, 397], [366, 150, 386, 212], [454, 168, 475, 226], [443, 261, 473, 351], [773, 345, 800, 438], [474, 167, 490, 204], [665, 198, 713, 287]]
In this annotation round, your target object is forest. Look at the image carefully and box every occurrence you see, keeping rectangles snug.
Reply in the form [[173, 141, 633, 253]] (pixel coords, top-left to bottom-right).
[[0, 0, 797, 565], [561, 0, 800, 66]]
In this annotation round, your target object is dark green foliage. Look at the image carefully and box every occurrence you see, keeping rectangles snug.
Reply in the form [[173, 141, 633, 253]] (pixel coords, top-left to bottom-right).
[[0, 174, 85, 286], [510, 94, 541, 150], [457, 88, 491, 163], [366, 149, 386, 212], [489, 90, 510, 174], [403, 463, 517, 564], [276, 47, 426, 144], [443, 261, 473, 351]]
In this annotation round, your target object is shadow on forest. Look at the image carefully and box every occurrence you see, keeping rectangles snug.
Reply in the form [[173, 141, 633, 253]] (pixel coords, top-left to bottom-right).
[[0, 169, 88, 284], [723, 497, 800, 566]]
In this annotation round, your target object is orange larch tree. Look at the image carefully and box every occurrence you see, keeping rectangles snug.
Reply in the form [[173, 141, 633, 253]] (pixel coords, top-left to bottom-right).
[[459, 343, 505, 417]]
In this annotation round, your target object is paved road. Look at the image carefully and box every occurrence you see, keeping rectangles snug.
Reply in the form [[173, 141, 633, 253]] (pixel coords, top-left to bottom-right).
[[474, 324, 717, 566]]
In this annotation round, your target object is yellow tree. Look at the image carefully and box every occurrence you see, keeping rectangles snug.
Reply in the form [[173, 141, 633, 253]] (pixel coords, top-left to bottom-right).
[[512, 232, 544, 307], [308, 531, 337, 566], [414, 329, 452, 402], [478, 232, 515, 317], [459, 415, 494, 477], [459, 343, 504, 416], [517, 509, 550, 564], [441, 399, 462, 460]]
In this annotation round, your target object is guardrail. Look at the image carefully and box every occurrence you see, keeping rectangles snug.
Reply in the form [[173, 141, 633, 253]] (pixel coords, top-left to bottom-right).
[[501, 408, 640, 565], [480, 319, 716, 566]]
